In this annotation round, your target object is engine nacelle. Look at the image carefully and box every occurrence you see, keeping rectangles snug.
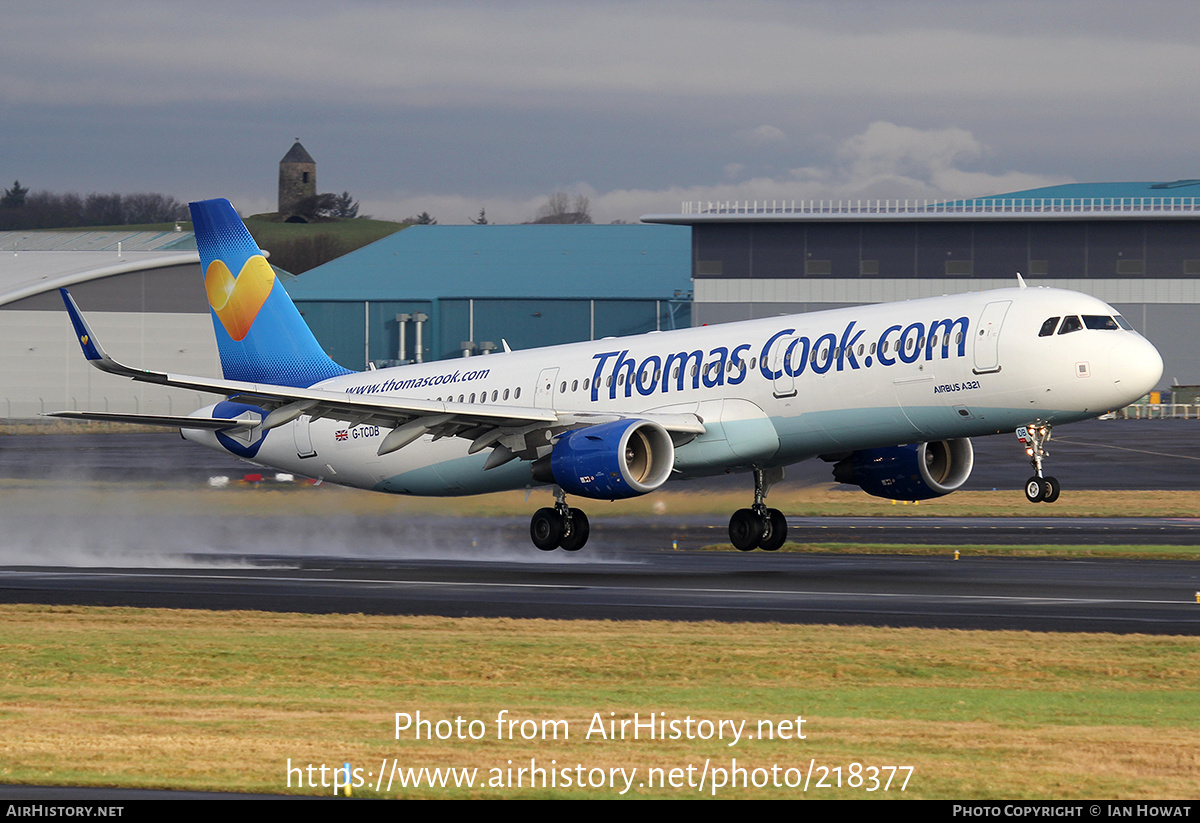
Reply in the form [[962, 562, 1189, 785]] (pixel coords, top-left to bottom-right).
[[831, 439, 974, 501], [533, 418, 675, 500]]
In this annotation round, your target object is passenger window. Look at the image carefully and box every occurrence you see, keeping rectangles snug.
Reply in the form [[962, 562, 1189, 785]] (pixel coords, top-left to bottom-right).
[[1039, 317, 1060, 337], [1058, 316, 1083, 334]]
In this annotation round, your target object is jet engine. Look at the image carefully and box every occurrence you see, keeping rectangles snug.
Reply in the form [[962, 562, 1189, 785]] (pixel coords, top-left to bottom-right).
[[532, 418, 675, 500], [831, 439, 974, 501]]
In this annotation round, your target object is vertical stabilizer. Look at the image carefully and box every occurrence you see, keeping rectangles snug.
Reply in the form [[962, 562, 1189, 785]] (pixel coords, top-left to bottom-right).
[[189, 198, 353, 387]]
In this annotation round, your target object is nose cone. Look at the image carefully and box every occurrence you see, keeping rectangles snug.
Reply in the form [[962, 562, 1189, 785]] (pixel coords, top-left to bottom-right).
[[1108, 334, 1163, 405]]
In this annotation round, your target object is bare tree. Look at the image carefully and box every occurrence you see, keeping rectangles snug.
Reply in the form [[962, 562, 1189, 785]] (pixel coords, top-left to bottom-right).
[[531, 192, 591, 224]]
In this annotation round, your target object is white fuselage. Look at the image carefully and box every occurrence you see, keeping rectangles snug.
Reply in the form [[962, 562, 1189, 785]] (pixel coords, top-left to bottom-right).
[[185, 286, 1162, 496]]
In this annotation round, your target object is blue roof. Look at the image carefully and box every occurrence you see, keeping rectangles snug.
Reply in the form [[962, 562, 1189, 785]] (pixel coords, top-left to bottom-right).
[[962, 180, 1200, 204], [285, 224, 691, 301]]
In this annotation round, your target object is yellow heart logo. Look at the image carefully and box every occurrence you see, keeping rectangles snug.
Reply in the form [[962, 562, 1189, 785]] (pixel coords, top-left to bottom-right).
[[205, 256, 275, 341]]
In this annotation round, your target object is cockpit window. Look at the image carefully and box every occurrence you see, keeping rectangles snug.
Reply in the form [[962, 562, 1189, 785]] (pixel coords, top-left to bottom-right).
[[1057, 315, 1083, 334], [1082, 315, 1119, 330], [1038, 317, 1060, 337], [1114, 315, 1133, 330]]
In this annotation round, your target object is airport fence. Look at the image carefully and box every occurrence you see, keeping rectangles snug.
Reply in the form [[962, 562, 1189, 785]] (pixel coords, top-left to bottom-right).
[[1117, 404, 1200, 419]]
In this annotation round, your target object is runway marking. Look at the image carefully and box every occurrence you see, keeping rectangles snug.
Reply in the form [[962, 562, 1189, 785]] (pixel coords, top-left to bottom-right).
[[2, 569, 1196, 607], [1053, 436, 1200, 462]]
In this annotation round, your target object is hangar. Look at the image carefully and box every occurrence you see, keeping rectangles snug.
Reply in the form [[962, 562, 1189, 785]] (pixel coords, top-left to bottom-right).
[[286, 223, 692, 370], [0, 229, 217, 420], [0, 222, 691, 420], [642, 181, 1200, 388]]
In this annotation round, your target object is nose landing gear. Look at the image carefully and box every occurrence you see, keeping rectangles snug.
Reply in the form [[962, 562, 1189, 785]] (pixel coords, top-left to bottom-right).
[[729, 467, 788, 551], [1018, 423, 1060, 503]]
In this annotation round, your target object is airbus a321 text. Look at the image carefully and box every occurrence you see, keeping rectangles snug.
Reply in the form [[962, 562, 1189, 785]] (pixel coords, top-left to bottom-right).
[[51, 199, 1164, 551]]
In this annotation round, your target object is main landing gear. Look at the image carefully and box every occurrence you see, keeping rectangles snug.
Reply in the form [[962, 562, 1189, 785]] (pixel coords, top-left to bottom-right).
[[729, 467, 788, 552], [1019, 423, 1060, 503], [530, 487, 590, 551]]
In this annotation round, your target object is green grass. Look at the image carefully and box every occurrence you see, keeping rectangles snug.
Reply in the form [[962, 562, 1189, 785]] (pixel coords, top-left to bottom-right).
[[1, 607, 1197, 798], [241, 214, 406, 251]]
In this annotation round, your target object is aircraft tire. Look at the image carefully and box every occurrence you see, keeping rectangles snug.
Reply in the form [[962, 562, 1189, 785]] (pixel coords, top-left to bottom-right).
[[531, 507, 564, 551], [559, 508, 590, 552], [1041, 476, 1060, 503], [758, 508, 788, 552], [1024, 477, 1044, 503], [729, 508, 764, 551]]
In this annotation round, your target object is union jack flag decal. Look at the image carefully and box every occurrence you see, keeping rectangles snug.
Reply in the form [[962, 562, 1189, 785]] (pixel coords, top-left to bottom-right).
[[335, 429, 348, 441]]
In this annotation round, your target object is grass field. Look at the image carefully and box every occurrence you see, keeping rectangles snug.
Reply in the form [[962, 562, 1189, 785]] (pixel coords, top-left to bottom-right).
[[3, 471, 1198, 797], [1, 606, 1197, 799]]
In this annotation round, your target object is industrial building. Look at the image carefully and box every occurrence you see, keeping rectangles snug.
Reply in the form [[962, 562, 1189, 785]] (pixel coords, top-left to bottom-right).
[[643, 181, 1200, 387]]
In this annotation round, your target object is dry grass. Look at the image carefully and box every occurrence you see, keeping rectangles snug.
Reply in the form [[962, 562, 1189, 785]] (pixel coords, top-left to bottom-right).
[[1, 606, 1197, 798]]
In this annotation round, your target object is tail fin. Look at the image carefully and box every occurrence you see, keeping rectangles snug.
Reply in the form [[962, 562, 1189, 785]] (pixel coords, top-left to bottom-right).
[[189, 198, 353, 387]]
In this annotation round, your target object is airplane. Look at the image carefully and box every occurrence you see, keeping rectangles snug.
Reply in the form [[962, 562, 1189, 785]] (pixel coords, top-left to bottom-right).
[[50, 198, 1164, 552]]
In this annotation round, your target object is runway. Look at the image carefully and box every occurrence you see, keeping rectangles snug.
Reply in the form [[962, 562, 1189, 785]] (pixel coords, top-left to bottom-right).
[[1, 421, 1198, 634], [2, 549, 1198, 634]]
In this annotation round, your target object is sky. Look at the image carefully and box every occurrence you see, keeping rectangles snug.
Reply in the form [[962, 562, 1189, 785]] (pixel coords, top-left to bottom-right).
[[3, 0, 1200, 224]]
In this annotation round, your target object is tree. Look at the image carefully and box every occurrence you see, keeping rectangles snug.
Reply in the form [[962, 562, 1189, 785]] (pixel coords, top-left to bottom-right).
[[405, 211, 437, 225], [286, 191, 363, 221], [531, 192, 591, 224], [470, 208, 488, 225], [329, 191, 360, 219], [2, 180, 28, 208]]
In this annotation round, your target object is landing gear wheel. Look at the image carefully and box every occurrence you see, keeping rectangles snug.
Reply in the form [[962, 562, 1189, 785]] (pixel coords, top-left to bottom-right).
[[559, 508, 590, 552], [1024, 476, 1044, 503], [758, 508, 788, 551], [1019, 423, 1060, 504], [530, 507, 564, 551], [729, 508, 764, 551], [1041, 476, 1060, 503]]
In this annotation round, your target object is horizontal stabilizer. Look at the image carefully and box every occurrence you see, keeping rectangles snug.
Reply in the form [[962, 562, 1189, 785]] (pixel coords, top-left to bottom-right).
[[44, 411, 257, 431]]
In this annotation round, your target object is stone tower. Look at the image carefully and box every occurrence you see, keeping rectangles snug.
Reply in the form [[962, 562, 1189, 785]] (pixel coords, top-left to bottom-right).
[[278, 141, 316, 217]]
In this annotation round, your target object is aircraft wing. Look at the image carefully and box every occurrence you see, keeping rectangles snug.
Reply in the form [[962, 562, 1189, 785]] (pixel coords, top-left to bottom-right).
[[53, 289, 704, 460]]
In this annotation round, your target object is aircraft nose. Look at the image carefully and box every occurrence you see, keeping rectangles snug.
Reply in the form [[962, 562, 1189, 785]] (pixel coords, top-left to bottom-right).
[[1108, 333, 1163, 403]]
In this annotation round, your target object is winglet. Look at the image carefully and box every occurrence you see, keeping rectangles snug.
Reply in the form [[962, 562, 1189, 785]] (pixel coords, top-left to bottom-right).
[[60, 288, 110, 363], [59, 288, 153, 380]]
